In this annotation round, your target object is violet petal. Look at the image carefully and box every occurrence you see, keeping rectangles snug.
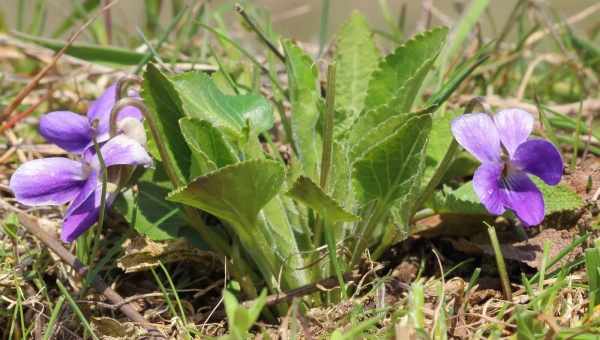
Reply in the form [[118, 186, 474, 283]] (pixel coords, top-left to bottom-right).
[[512, 139, 563, 185], [86, 135, 152, 169], [62, 189, 99, 242], [39, 111, 92, 153], [61, 171, 112, 242], [502, 170, 544, 227], [473, 162, 506, 215], [9, 157, 88, 206], [87, 84, 142, 142], [451, 113, 502, 163], [493, 108, 534, 156]]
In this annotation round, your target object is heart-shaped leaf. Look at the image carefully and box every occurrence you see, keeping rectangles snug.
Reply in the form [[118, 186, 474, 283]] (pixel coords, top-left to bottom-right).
[[167, 159, 285, 229], [287, 176, 359, 223], [171, 71, 275, 136], [353, 115, 431, 205]]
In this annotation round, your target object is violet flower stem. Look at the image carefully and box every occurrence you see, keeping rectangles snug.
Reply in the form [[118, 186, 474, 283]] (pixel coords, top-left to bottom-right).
[[486, 223, 513, 301], [78, 124, 109, 301], [90, 126, 108, 262]]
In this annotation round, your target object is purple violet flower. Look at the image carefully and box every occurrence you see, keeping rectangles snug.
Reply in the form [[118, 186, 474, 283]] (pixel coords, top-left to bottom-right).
[[9, 135, 152, 242], [39, 84, 144, 153], [451, 108, 563, 226]]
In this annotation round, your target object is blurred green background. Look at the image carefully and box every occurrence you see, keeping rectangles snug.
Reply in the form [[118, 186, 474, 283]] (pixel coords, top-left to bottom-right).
[[1, 0, 598, 43]]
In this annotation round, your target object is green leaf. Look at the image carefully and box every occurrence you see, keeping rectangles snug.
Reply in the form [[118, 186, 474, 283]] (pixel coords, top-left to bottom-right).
[[51, 0, 100, 38], [287, 176, 359, 223], [179, 117, 238, 173], [334, 11, 380, 127], [13, 31, 146, 66], [170, 71, 274, 136], [142, 64, 191, 184], [363, 27, 448, 112], [534, 178, 584, 215], [282, 40, 322, 180], [347, 102, 399, 146], [167, 159, 285, 228], [423, 109, 460, 182], [114, 169, 187, 241], [353, 115, 431, 204], [432, 182, 488, 215], [330, 141, 354, 210], [350, 112, 415, 160], [221, 289, 267, 339]]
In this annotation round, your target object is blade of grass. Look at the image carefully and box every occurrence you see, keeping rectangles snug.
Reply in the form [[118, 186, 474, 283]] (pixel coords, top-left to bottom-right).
[[17, 0, 24, 31], [444, 258, 475, 279], [437, 0, 491, 85], [52, 0, 100, 38], [318, 0, 331, 57], [209, 45, 240, 94], [585, 241, 600, 312], [56, 280, 100, 340], [28, 0, 47, 36], [144, 0, 162, 36], [377, 0, 402, 41], [529, 232, 589, 284], [521, 273, 535, 297], [235, 3, 285, 63], [466, 267, 481, 293], [134, 5, 188, 74], [16, 285, 26, 339], [12, 31, 147, 66], [534, 94, 561, 150], [136, 27, 170, 70], [198, 23, 286, 96], [556, 135, 600, 156], [42, 296, 65, 340], [150, 265, 190, 336], [535, 240, 551, 310], [571, 99, 584, 170], [158, 261, 189, 327]]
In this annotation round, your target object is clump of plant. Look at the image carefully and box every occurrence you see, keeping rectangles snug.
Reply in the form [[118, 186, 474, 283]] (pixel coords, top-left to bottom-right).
[[8, 11, 578, 317]]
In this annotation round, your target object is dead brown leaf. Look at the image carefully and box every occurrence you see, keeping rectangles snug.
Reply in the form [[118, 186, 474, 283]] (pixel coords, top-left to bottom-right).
[[117, 237, 216, 273]]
